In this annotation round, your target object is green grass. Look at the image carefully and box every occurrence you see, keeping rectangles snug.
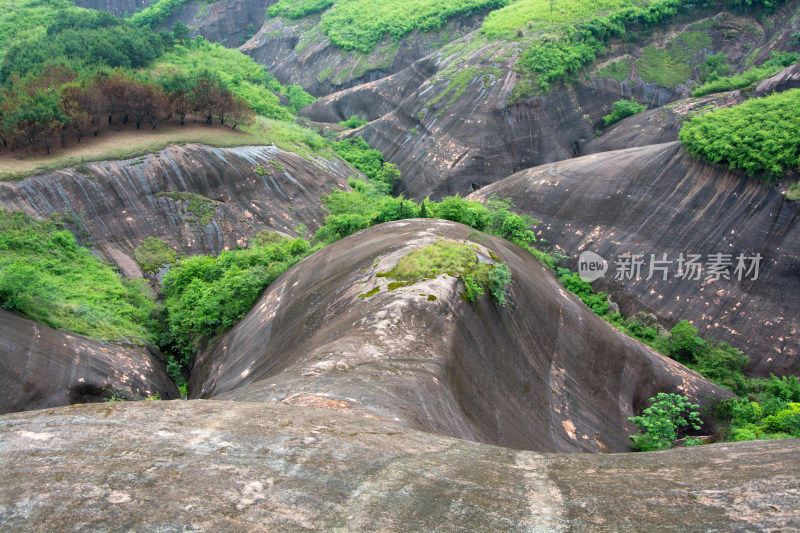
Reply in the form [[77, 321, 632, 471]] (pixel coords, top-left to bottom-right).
[[679, 89, 800, 178], [377, 240, 512, 305], [0, 210, 157, 343], [506, 0, 702, 95], [268, 0, 507, 54], [596, 57, 631, 81], [635, 45, 692, 87], [134, 237, 178, 273], [155, 191, 216, 225], [787, 182, 800, 201], [481, 0, 634, 39]]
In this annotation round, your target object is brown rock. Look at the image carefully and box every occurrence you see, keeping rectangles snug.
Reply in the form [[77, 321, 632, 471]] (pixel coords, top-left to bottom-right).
[[0, 309, 178, 414]]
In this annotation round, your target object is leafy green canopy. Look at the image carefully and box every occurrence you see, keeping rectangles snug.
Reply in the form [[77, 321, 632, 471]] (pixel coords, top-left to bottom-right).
[[330, 137, 400, 193], [268, 0, 508, 54], [155, 39, 298, 120], [679, 89, 800, 178], [602, 98, 645, 127], [0, 210, 157, 343], [628, 393, 702, 451], [160, 234, 316, 370], [0, 8, 164, 82]]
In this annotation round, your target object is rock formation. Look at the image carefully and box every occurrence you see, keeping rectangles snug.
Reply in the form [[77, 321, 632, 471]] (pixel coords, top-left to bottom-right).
[[0, 144, 353, 278], [0, 309, 177, 415], [190, 219, 733, 453], [470, 142, 800, 376], [1, 400, 797, 531]]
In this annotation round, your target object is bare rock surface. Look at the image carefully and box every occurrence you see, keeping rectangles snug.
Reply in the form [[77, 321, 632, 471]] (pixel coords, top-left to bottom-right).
[[752, 63, 800, 98], [0, 309, 178, 415], [0, 400, 798, 531], [581, 92, 743, 155], [0, 144, 353, 277], [190, 219, 732, 453], [471, 142, 800, 376]]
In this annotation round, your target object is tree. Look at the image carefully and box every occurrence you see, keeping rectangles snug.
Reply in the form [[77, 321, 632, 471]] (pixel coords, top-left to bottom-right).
[[228, 97, 254, 130], [172, 22, 190, 44], [628, 393, 702, 451]]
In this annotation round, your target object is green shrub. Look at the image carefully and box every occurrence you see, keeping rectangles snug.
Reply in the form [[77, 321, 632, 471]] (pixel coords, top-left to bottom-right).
[[628, 392, 702, 451], [603, 98, 646, 127], [679, 89, 800, 178], [161, 236, 316, 367], [488, 263, 512, 307], [339, 115, 368, 128], [762, 403, 800, 436], [556, 268, 609, 315]]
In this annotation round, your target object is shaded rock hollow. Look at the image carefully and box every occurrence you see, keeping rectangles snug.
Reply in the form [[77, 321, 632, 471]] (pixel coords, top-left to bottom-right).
[[190, 219, 732, 454], [0, 309, 178, 415]]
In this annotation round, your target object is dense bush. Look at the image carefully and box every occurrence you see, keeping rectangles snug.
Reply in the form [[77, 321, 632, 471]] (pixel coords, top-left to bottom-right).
[[628, 392, 702, 451], [0, 210, 157, 343], [679, 89, 800, 178], [339, 115, 368, 128], [160, 236, 316, 370], [602, 98, 646, 127], [331, 137, 400, 193]]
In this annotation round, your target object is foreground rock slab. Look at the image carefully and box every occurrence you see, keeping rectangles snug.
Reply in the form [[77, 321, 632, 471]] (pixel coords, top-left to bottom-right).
[[0, 401, 798, 531]]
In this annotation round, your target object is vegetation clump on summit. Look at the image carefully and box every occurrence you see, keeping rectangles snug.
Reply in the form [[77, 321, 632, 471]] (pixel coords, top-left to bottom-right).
[[679, 89, 800, 178]]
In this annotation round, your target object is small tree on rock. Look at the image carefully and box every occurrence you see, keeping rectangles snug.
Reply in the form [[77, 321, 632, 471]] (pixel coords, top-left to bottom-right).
[[628, 392, 702, 451]]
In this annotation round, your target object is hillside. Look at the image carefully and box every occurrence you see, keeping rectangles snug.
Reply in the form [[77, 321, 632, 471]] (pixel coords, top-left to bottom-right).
[[0, 0, 799, 528]]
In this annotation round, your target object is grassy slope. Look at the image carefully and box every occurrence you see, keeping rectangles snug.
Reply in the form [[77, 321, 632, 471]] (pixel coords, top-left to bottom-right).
[[268, 0, 507, 53], [0, 210, 157, 343]]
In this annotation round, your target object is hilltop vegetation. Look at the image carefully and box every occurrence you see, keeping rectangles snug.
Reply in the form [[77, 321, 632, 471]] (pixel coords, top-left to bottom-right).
[[0, 0, 314, 157], [267, 0, 507, 53], [679, 89, 800, 178]]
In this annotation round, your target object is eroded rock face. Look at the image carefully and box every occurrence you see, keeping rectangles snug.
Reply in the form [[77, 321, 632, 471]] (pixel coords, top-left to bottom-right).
[[752, 63, 800, 98], [190, 219, 732, 453], [0, 309, 178, 414], [0, 144, 352, 278], [159, 0, 274, 48], [1, 400, 798, 531], [242, 16, 483, 96], [470, 142, 800, 376]]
